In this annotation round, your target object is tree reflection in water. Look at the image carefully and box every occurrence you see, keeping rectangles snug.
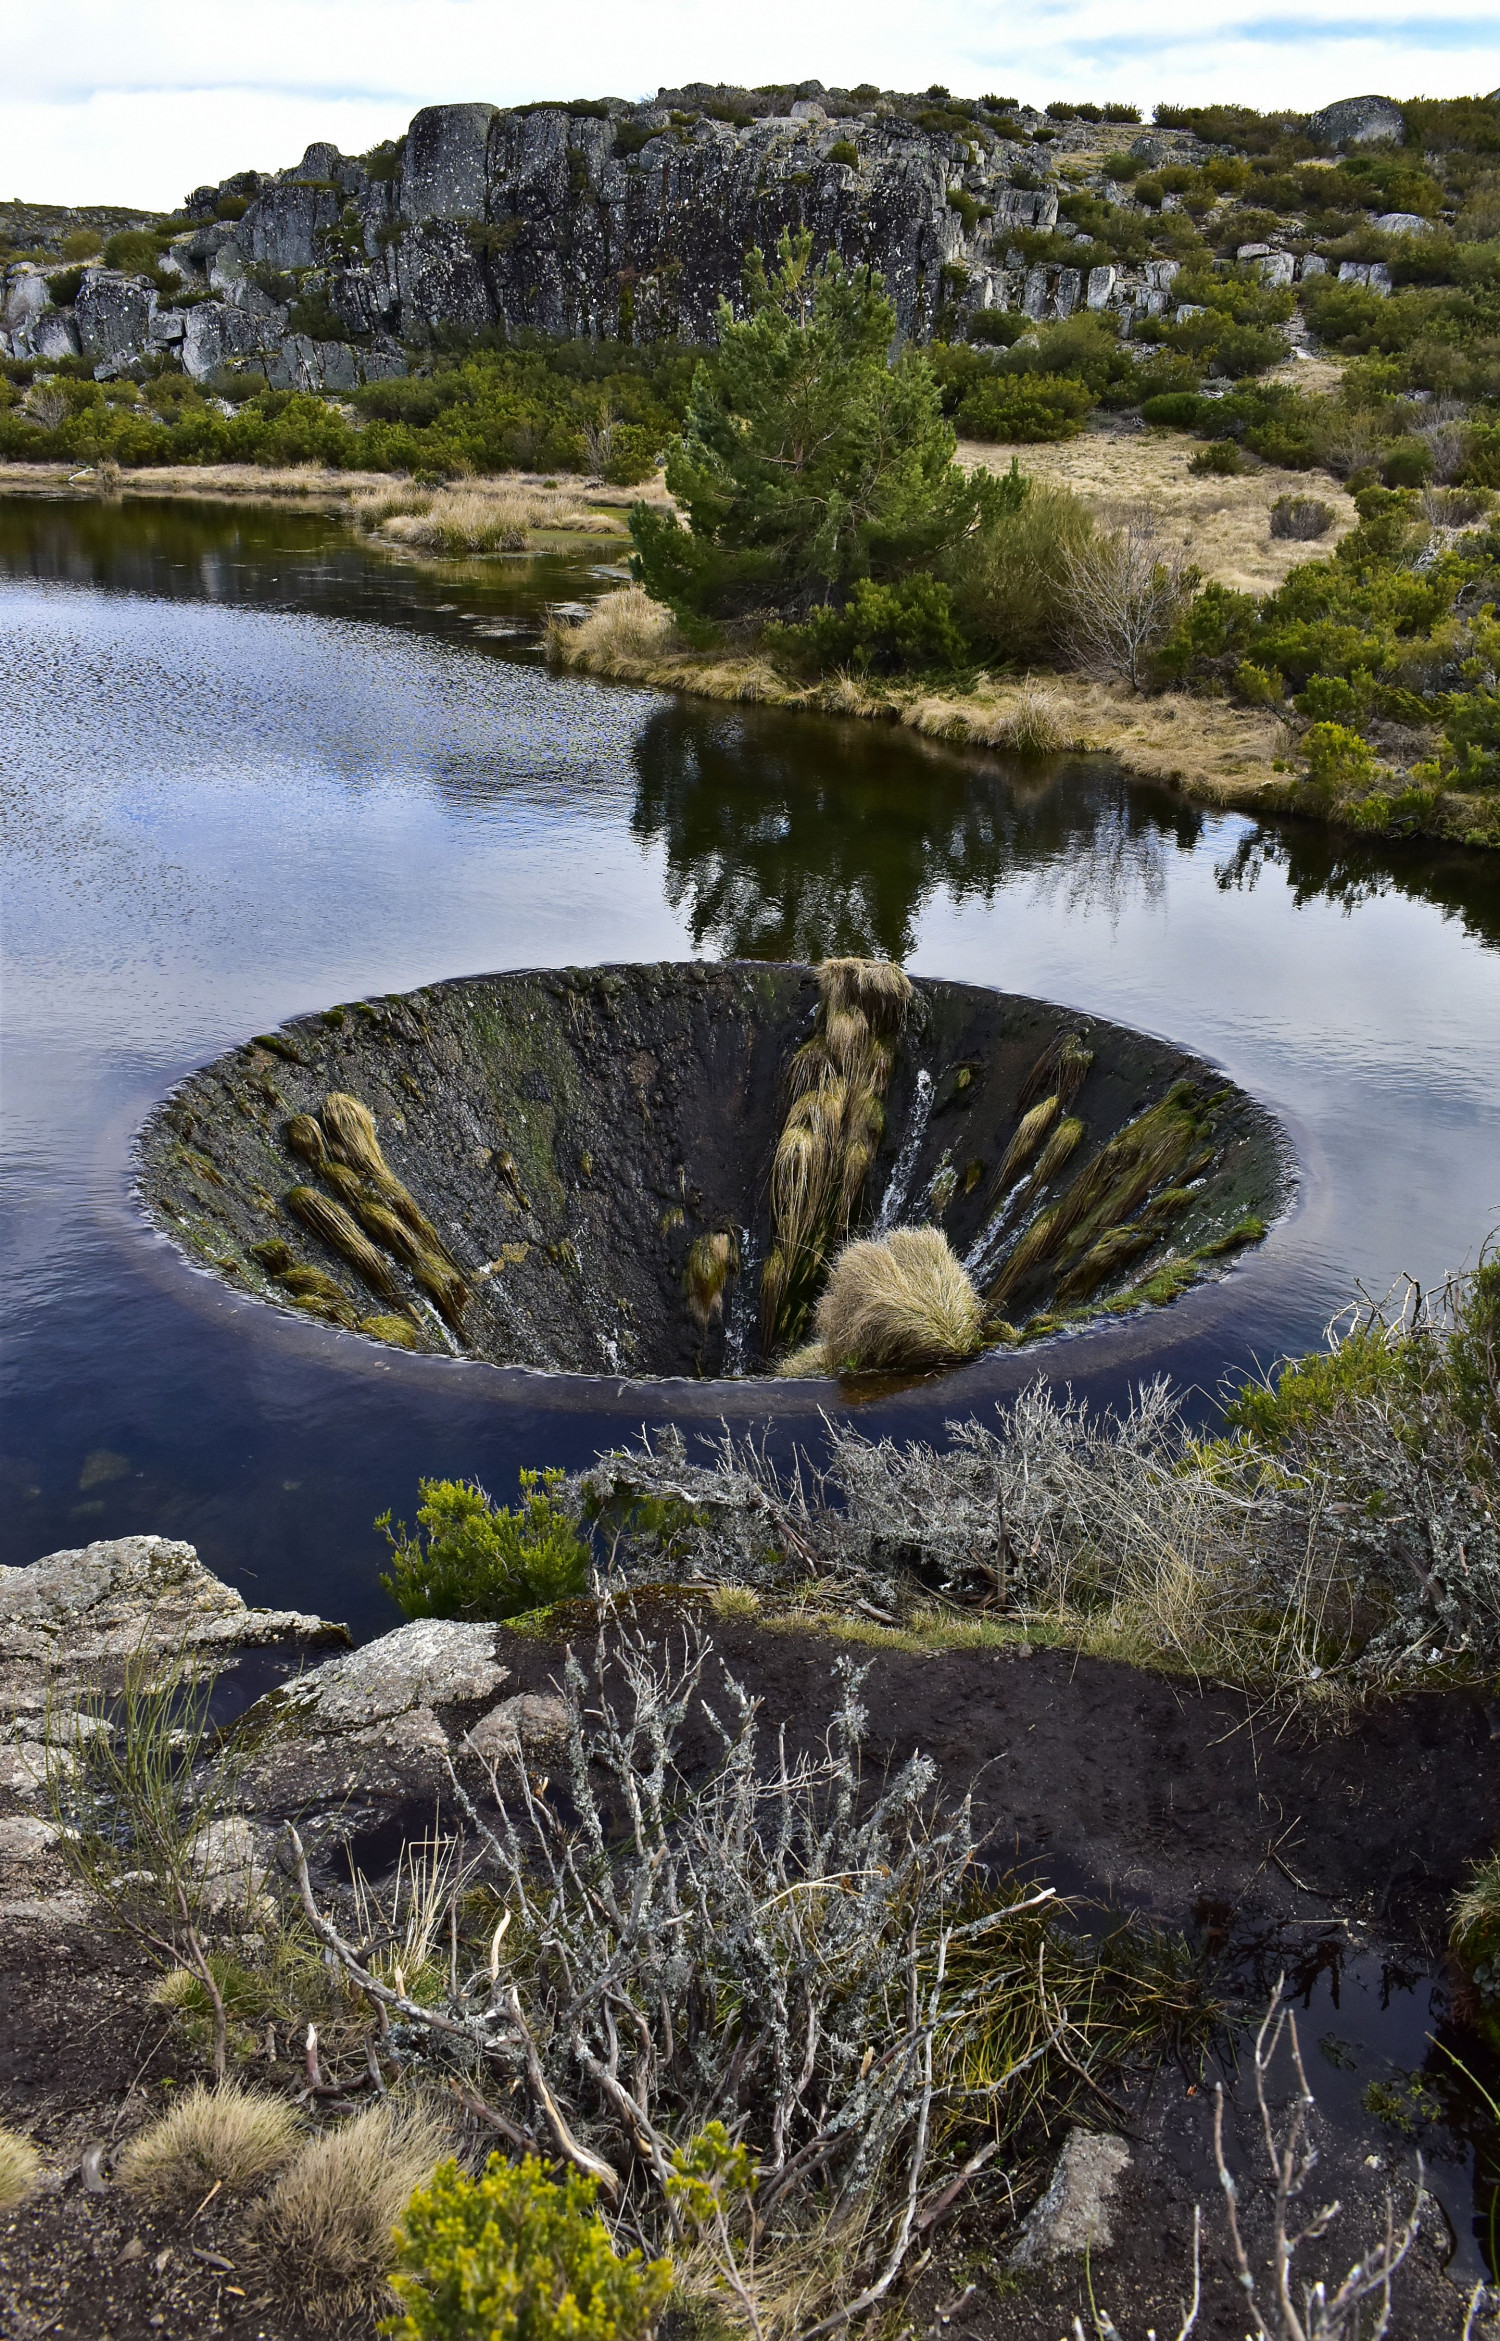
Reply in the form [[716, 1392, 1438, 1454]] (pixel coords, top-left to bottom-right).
[[629, 700, 1206, 961], [1215, 824, 1500, 956]]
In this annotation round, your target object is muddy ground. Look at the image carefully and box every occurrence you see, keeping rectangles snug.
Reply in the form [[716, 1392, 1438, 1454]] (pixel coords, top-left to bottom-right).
[[3, 1614, 1495, 2337]]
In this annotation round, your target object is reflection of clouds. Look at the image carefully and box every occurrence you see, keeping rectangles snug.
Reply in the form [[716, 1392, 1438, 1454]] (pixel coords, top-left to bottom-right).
[[631, 701, 1198, 961]]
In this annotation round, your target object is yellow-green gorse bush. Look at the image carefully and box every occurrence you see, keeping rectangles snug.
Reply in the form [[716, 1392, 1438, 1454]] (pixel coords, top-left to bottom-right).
[[385, 2154, 672, 2341]]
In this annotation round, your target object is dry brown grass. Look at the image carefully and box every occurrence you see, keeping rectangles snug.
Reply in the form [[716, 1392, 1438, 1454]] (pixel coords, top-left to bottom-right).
[[996, 682, 1072, 755], [246, 2098, 449, 2326], [353, 480, 623, 553], [0, 2123, 41, 2208], [956, 428, 1359, 595], [115, 2081, 301, 2202], [545, 583, 680, 670], [814, 1228, 983, 1373], [0, 461, 676, 511]]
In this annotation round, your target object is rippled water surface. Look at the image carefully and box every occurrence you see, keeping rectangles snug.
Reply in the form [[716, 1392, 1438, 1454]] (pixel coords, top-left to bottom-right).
[[4, 492, 1500, 1635]]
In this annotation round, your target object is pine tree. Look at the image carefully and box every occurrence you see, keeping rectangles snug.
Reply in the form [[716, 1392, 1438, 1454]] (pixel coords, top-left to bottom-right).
[[630, 230, 1008, 627]]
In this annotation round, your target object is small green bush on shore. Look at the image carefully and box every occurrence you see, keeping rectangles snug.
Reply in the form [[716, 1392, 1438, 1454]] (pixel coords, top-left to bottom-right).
[[378, 1469, 590, 1620]]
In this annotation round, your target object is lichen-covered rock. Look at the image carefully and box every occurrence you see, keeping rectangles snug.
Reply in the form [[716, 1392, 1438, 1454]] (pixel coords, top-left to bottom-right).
[[272, 1618, 509, 1731], [0, 1535, 343, 1670], [233, 1618, 513, 1812], [74, 269, 156, 361], [1008, 2129, 1131, 2265], [404, 102, 500, 223], [465, 1692, 569, 1766], [180, 300, 271, 380], [1310, 95, 1405, 148]]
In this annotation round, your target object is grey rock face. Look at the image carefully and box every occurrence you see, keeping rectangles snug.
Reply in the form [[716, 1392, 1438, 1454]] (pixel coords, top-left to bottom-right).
[[235, 1618, 513, 1810], [74, 269, 155, 361], [1310, 95, 1406, 147], [0, 92, 1236, 419], [273, 1618, 509, 1731], [405, 102, 500, 222], [180, 300, 272, 379], [0, 1534, 347, 1800], [1008, 2129, 1131, 2265], [33, 309, 82, 359], [1373, 211, 1433, 235], [0, 1535, 342, 1670]]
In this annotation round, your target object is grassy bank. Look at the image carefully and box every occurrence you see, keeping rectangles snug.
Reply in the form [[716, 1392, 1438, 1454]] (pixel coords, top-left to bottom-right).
[[547, 585, 1500, 845]]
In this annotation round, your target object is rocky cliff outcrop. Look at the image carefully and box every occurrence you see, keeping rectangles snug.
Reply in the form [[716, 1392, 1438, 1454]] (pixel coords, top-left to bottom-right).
[[0, 85, 1221, 389]]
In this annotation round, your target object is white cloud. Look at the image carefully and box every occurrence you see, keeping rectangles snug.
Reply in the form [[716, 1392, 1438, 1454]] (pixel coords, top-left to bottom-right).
[[4, 0, 1496, 209]]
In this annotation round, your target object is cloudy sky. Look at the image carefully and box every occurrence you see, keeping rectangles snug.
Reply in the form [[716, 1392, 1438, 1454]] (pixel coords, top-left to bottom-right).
[[6, 0, 1498, 210]]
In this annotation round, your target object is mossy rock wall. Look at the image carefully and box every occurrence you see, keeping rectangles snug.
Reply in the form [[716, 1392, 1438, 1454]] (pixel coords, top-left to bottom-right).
[[137, 962, 1289, 1378]]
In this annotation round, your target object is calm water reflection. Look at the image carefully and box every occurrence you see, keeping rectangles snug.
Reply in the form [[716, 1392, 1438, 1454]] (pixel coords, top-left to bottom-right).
[[3, 493, 1499, 1635]]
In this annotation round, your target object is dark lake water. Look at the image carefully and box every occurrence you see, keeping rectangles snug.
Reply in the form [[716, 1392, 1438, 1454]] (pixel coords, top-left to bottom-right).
[[4, 493, 1500, 1639]]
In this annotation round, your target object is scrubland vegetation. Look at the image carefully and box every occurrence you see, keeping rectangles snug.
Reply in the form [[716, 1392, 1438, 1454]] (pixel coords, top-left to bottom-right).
[[6, 94, 1500, 844]]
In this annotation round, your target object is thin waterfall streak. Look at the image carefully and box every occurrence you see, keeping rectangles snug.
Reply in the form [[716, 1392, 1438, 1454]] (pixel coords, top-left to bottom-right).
[[963, 1184, 1030, 1283], [723, 1227, 756, 1376], [875, 1069, 933, 1233]]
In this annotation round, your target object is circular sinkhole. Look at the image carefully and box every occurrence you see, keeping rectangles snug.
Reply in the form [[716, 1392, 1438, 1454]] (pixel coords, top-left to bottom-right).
[[137, 961, 1291, 1381]]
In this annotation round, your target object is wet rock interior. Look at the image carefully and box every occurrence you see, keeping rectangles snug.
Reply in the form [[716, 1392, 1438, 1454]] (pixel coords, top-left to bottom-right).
[[138, 960, 1288, 1378]]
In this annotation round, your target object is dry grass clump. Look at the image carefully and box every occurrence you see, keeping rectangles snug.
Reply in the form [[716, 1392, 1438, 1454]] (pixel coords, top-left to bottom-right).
[[545, 584, 680, 671], [283, 1092, 468, 1330], [1269, 493, 1334, 540], [761, 958, 913, 1348], [246, 2098, 449, 2326], [115, 2080, 301, 2202], [815, 1227, 983, 1373], [0, 2123, 41, 2208], [354, 481, 617, 554], [998, 683, 1071, 756]]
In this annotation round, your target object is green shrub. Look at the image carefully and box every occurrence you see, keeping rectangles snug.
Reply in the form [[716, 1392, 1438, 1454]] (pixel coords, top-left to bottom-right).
[[1234, 660, 1284, 706], [216, 195, 249, 220], [946, 475, 1096, 664], [378, 1470, 590, 1621], [1301, 719, 1377, 798], [601, 424, 658, 485], [827, 139, 859, 168], [1382, 435, 1433, 488], [45, 267, 86, 307], [768, 573, 968, 675], [1140, 391, 1215, 428], [59, 228, 102, 261], [385, 2153, 672, 2341], [1294, 672, 1370, 723], [102, 228, 165, 273], [1446, 688, 1500, 789], [968, 308, 1025, 345], [955, 371, 1093, 442], [1190, 438, 1250, 475], [1225, 1321, 1416, 1446]]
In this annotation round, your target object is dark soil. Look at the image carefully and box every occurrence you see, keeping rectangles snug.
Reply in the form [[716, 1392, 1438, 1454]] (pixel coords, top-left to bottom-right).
[[136, 962, 1287, 1378], [0, 1898, 325, 2341], [4, 1614, 1494, 2337]]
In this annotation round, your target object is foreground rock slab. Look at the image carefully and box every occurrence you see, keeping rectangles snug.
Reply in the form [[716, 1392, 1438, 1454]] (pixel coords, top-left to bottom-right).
[[0, 1534, 348, 1797]]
